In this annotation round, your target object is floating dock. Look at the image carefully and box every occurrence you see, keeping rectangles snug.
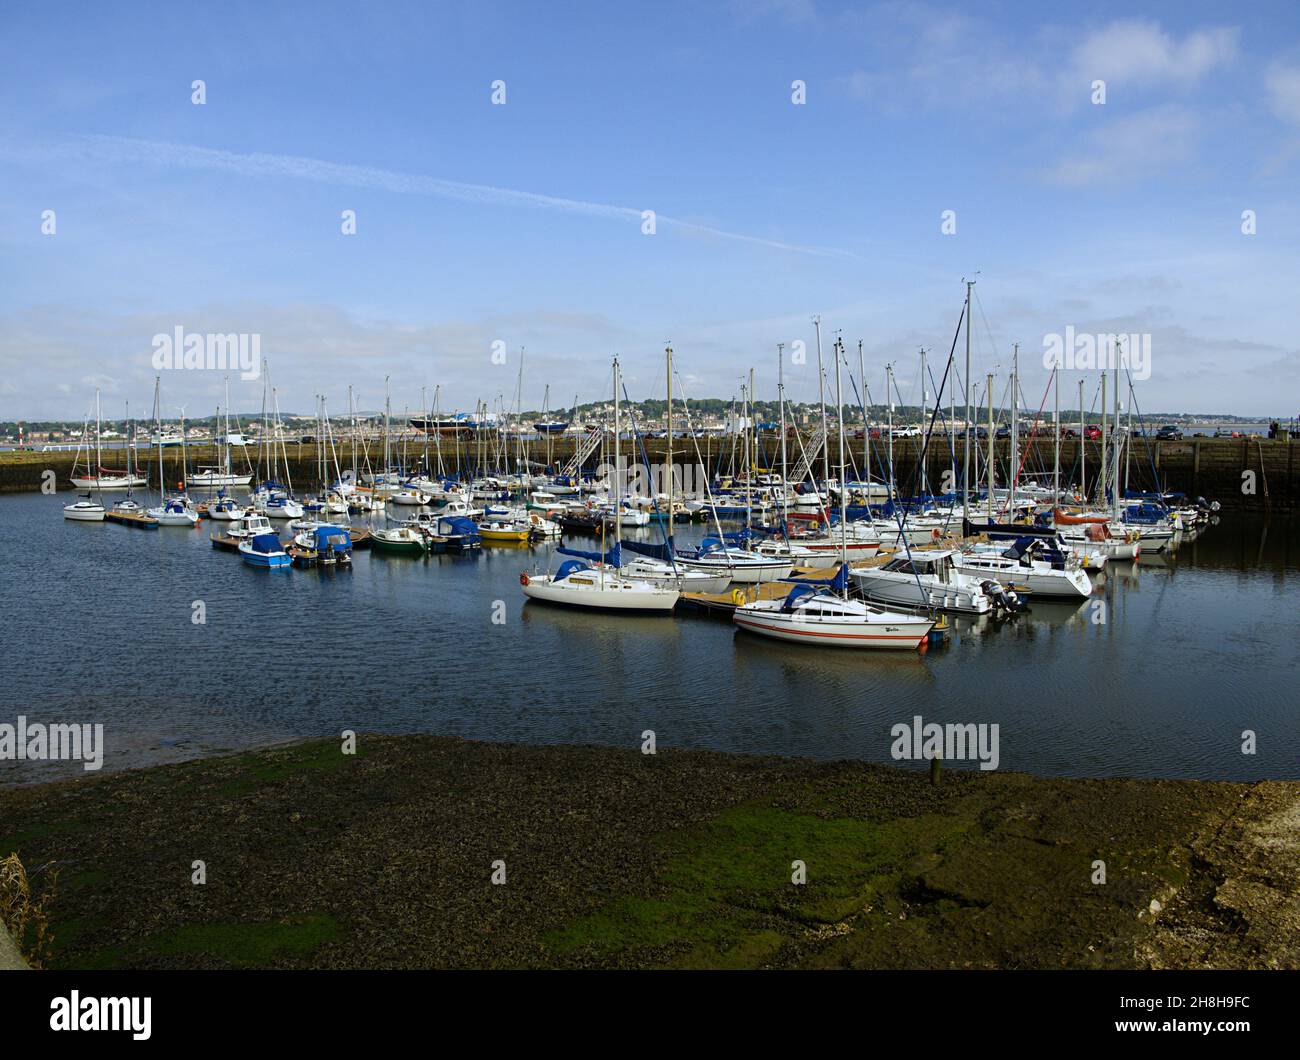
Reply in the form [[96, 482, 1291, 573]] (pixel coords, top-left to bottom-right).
[[106, 510, 159, 530], [679, 580, 793, 617]]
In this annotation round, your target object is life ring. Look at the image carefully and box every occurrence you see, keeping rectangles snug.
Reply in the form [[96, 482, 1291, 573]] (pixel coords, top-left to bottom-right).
[[520, 572, 530, 586]]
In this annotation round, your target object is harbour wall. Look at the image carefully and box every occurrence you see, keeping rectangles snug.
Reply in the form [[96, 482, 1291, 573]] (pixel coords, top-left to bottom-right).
[[1, 436, 1292, 512]]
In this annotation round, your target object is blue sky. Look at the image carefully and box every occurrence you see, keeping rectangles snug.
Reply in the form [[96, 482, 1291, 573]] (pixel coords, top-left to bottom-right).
[[2, 0, 1299, 421]]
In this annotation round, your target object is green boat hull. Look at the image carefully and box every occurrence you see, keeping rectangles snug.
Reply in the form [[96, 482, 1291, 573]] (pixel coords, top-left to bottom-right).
[[370, 536, 427, 556]]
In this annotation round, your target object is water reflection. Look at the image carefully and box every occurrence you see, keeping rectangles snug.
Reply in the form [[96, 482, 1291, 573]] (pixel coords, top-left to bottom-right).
[[1, 496, 1295, 783]]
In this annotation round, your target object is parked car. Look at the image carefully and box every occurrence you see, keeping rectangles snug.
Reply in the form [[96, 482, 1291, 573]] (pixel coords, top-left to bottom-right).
[[995, 426, 1011, 440], [1059, 427, 1077, 439], [1156, 424, 1182, 441], [1083, 425, 1102, 440]]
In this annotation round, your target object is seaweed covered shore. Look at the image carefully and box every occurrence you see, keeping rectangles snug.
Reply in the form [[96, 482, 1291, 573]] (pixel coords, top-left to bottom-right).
[[1, 735, 1296, 970]]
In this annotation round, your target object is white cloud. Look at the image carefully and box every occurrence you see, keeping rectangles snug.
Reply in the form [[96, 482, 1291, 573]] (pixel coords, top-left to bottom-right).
[[1069, 20, 1238, 90], [836, 16, 1238, 113], [1046, 106, 1200, 186], [1266, 64, 1300, 125]]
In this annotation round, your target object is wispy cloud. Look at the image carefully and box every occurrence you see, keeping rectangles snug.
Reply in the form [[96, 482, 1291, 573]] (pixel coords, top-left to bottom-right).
[[1068, 21, 1238, 91], [1045, 105, 1201, 186], [3, 134, 861, 261], [835, 16, 1238, 114], [1266, 64, 1300, 125]]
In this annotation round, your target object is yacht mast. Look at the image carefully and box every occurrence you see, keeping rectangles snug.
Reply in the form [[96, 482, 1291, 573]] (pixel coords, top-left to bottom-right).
[[153, 377, 164, 503], [858, 340, 870, 494], [962, 279, 974, 518], [814, 315, 829, 498], [1078, 379, 1086, 502], [834, 337, 848, 593], [1102, 371, 1112, 507], [94, 389, 102, 492], [1053, 367, 1060, 506], [1009, 343, 1019, 515], [918, 347, 927, 496], [748, 366, 756, 529], [666, 345, 673, 526], [986, 372, 994, 521], [1112, 339, 1122, 519], [886, 364, 895, 500], [613, 355, 622, 587], [778, 343, 787, 528]]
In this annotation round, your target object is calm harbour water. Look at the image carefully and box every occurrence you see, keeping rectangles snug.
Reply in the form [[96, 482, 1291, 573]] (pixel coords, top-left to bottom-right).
[[1, 491, 1296, 784]]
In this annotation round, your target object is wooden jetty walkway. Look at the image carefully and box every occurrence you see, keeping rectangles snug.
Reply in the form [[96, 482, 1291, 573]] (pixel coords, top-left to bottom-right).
[[105, 510, 159, 530]]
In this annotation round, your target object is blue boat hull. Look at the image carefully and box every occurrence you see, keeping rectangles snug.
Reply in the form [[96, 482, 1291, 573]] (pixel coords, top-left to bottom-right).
[[242, 552, 291, 569]]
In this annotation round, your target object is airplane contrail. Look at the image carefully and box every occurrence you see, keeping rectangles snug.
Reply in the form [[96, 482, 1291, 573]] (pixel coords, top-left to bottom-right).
[[14, 134, 861, 261]]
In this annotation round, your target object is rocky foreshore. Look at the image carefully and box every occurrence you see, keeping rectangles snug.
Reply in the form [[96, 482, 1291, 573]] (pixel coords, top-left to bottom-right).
[[1, 735, 1296, 970]]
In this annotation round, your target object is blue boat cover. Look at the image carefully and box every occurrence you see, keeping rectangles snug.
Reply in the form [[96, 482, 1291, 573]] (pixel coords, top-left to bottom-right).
[[785, 563, 849, 592], [438, 516, 480, 536], [559, 542, 621, 565], [249, 532, 282, 553], [781, 583, 821, 611], [621, 538, 673, 561], [556, 559, 591, 580], [312, 526, 351, 549]]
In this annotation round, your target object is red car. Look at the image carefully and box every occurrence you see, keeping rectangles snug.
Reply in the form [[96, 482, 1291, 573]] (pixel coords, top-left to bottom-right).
[[1083, 425, 1102, 440]]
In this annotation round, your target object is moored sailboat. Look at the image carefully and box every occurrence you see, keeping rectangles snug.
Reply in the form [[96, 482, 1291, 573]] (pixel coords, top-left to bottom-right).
[[521, 356, 679, 612]]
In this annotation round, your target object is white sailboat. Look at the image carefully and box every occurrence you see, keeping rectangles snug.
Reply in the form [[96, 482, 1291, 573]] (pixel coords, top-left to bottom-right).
[[146, 383, 200, 526], [189, 379, 253, 487], [68, 390, 148, 490], [64, 495, 107, 520], [734, 336, 935, 649], [63, 391, 107, 521], [521, 356, 679, 612]]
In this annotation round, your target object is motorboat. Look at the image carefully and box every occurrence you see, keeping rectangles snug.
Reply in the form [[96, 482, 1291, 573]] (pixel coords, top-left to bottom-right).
[[239, 531, 291, 569], [953, 538, 1092, 598], [478, 520, 532, 544], [850, 550, 1022, 614], [370, 526, 429, 556]]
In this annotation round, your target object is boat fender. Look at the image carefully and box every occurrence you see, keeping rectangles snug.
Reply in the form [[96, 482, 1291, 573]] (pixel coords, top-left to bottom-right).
[[931, 528, 941, 541], [520, 572, 530, 586], [731, 588, 745, 607]]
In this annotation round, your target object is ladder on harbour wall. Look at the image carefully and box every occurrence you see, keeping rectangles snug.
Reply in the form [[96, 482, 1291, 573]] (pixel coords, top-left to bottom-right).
[[787, 422, 826, 485], [560, 429, 604, 478], [1253, 437, 1272, 515]]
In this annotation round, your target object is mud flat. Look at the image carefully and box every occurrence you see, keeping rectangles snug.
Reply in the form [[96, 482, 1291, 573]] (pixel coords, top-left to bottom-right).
[[0, 735, 1295, 970]]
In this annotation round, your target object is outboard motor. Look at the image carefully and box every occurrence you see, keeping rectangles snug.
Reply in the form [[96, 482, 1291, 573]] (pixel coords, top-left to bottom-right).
[[980, 579, 1025, 615]]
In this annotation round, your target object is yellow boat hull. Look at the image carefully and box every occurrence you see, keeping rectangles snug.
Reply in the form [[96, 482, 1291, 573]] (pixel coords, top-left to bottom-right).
[[480, 528, 531, 543]]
